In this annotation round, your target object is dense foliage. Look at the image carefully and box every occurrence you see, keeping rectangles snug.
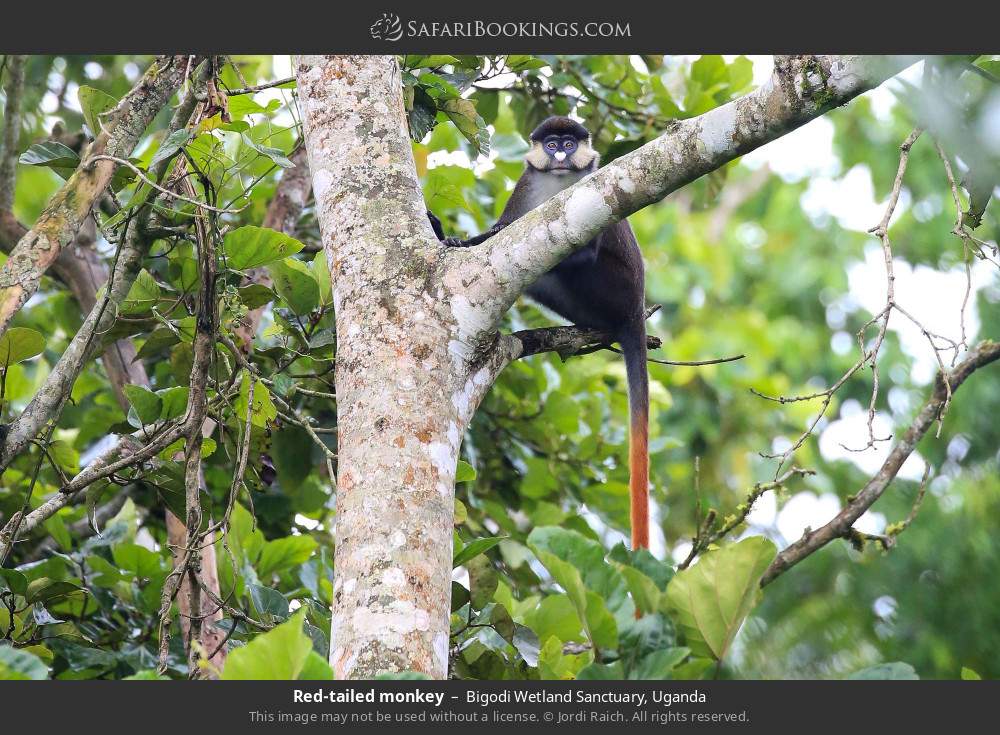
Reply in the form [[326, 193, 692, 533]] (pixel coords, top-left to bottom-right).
[[0, 54, 998, 681]]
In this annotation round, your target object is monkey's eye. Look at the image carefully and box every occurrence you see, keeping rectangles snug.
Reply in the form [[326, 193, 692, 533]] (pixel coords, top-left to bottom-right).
[[546, 141, 558, 150], [564, 139, 577, 151]]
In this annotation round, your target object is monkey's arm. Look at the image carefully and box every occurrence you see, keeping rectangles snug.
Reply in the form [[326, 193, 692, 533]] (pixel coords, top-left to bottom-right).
[[426, 210, 506, 248]]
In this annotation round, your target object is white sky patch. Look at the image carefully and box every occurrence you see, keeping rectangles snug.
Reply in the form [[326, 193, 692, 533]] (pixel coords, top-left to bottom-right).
[[801, 164, 899, 232], [819, 403, 927, 481], [846, 245, 995, 383], [743, 117, 840, 182]]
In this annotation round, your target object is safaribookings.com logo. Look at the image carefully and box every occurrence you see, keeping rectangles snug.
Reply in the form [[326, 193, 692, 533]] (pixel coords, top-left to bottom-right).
[[369, 14, 631, 41]]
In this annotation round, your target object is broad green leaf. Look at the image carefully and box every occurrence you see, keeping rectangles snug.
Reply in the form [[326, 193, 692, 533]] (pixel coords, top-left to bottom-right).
[[221, 610, 312, 680], [249, 584, 290, 620], [120, 269, 162, 315], [223, 225, 304, 271], [528, 527, 630, 617], [455, 459, 477, 483], [0, 569, 28, 596], [238, 283, 276, 309], [24, 578, 84, 605], [528, 529, 619, 651], [18, 142, 80, 175], [0, 327, 45, 365], [847, 662, 919, 680], [453, 536, 506, 568], [78, 85, 118, 134], [311, 252, 332, 307], [467, 555, 498, 610], [576, 661, 625, 680], [158, 386, 190, 421], [404, 55, 459, 69], [0, 646, 48, 680], [235, 373, 277, 428], [618, 565, 663, 616], [629, 647, 690, 680], [537, 635, 590, 680], [241, 133, 295, 168], [112, 543, 165, 579], [961, 667, 982, 681], [149, 128, 193, 169], [440, 98, 490, 156], [664, 535, 776, 661], [298, 650, 334, 680], [257, 536, 319, 577], [268, 257, 319, 315], [123, 384, 162, 425], [507, 55, 548, 71]]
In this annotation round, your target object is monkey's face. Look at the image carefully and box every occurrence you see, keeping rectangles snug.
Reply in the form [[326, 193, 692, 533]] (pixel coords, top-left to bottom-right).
[[526, 134, 598, 175]]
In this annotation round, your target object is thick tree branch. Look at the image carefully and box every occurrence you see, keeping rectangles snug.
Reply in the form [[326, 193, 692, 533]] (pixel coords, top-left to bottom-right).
[[444, 55, 919, 342], [0, 55, 199, 338], [760, 339, 1000, 586]]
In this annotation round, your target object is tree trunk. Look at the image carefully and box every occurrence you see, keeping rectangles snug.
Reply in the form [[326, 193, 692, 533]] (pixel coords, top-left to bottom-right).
[[297, 55, 503, 679]]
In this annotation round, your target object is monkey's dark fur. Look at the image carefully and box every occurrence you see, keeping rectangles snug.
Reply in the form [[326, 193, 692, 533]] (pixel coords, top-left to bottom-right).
[[428, 116, 650, 550]]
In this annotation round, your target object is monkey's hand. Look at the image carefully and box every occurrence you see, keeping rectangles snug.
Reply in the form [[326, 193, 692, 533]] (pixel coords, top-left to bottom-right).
[[442, 236, 467, 247]]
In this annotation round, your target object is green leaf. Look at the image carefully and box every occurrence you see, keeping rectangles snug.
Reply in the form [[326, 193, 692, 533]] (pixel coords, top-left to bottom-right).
[[311, 252, 332, 307], [664, 535, 776, 661], [238, 283, 276, 309], [506, 55, 549, 72], [0, 327, 45, 365], [78, 85, 118, 134], [440, 98, 490, 156], [24, 578, 84, 605], [961, 666, 982, 681], [577, 661, 625, 680], [123, 384, 163, 426], [18, 142, 80, 175], [268, 257, 319, 315], [221, 610, 313, 680], [528, 529, 619, 650], [0, 646, 48, 680], [455, 460, 477, 483], [112, 542, 165, 579], [404, 55, 460, 69], [120, 268, 162, 315], [453, 536, 506, 568], [223, 226, 305, 271], [629, 647, 690, 680], [241, 133, 295, 168], [298, 650, 334, 680], [847, 662, 919, 680], [618, 565, 663, 616], [235, 373, 277, 428], [467, 556, 498, 610], [257, 536, 319, 577], [0, 569, 28, 596], [157, 386, 190, 421], [149, 129, 193, 169], [249, 584, 290, 620]]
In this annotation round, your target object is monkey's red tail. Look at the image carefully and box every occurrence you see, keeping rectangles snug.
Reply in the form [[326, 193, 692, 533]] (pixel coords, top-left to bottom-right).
[[621, 323, 650, 551]]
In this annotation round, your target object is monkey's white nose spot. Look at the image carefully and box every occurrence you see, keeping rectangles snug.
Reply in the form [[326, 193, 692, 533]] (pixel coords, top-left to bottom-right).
[[554, 151, 566, 161]]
